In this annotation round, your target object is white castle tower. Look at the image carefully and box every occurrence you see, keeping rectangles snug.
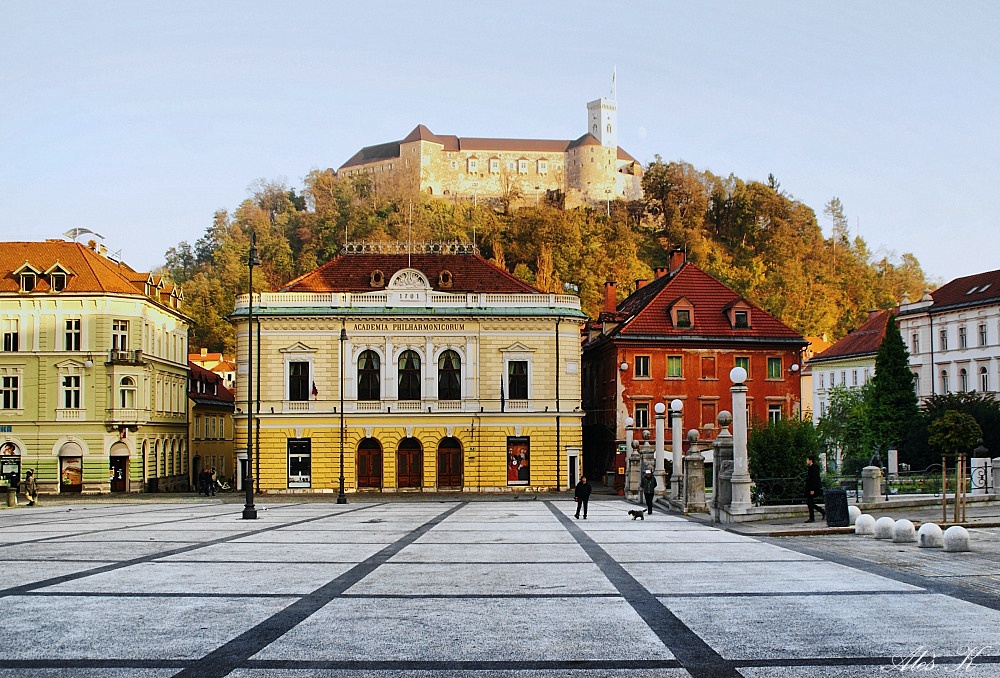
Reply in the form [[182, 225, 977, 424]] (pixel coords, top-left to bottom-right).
[[587, 97, 617, 149]]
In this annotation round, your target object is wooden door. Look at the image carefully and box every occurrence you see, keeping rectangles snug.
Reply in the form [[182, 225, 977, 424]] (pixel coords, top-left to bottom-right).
[[437, 440, 463, 489], [357, 446, 382, 489], [110, 457, 128, 492], [397, 448, 422, 488]]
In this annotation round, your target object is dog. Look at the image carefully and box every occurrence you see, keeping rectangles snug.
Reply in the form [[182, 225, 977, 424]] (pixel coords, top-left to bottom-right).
[[628, 509, 645, 520]]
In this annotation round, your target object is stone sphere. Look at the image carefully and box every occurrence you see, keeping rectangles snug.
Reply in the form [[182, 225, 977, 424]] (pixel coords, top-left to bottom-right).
[[873, 516, 895, 539], [854, 514, 876, 535], [943, 525, 971, 552], [891, 519, 917, 543], [718, 411, 732, 427], [686, 429, 700, 443], [848, 505, 862, 524], [917, 523, 944, 548]]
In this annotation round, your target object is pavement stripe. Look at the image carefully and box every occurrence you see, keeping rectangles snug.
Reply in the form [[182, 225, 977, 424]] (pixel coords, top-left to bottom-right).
[[0, 503, 382, 598], [173, 501, 467, 678], [545, 501, 739, 678]]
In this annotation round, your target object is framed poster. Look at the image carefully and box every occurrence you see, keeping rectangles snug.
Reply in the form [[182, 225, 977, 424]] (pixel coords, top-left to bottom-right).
[[507, 436, 529, 486]]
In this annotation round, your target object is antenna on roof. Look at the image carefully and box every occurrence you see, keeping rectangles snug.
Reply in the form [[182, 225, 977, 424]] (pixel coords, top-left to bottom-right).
[[64, 227, 105, 242], [408, 200, 413, 267]]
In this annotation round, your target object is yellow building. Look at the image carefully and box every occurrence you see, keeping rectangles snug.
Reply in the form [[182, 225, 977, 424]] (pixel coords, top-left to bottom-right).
[[339, 97, 643, 209], [233, 243, 586, 493], [0, 239, 190, 494]]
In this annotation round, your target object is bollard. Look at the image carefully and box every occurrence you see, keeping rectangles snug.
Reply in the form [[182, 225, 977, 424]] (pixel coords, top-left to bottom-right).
[[855, 514, 876, 535], [6, 487, 14, 507], [942, 525, 971, 552], [917, 523, 944, 548], [848, 505, 862, 525], [891, 519, 916, 543], [862, 466, 882, 503], [873, 516, 895, 539]]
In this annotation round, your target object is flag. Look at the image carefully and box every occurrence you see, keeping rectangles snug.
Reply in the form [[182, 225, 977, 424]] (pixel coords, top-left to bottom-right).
[[500, 380, 505, 412], [311, 382, 318, 397]]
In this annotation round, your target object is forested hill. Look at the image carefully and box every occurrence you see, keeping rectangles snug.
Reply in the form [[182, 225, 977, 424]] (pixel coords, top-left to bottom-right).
[[162, 159, 930, 353]]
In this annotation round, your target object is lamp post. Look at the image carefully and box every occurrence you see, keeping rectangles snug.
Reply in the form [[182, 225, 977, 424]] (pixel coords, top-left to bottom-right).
[[729, 366, 751, 513], [654, 402, 666, 496], [243, 231, 260, 520], [670, 398, 683, 499], [337, 325, 347, 504]]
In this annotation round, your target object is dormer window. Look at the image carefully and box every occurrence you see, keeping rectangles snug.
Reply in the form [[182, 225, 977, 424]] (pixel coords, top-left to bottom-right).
[[370, 270, 385, 288], [438, 270, 453, 288], [725, 300, 753, 329], [668, 297, 695, 329], [50, 272, 67, 292], [19, 272, 36, 293]]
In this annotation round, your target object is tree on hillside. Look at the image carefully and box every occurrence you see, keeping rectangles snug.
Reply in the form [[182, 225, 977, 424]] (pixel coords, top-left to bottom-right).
[[867, 314, 918, 455]]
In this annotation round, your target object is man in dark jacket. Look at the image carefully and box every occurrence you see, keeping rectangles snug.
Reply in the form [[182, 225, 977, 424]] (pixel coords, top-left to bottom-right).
[[805, 456, 825, 523], [640, 469, 657, 515], [574, 476, 592, 519]]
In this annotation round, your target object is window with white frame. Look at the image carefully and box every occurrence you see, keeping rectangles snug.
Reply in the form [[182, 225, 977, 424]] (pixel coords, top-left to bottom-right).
[[62, 374, 81, 409], [489, 158, 499, 173], [864, 368, 871, 383], [819, 373, 825, 389], [507, 360, 528, 400], [2, 318, 18, 352], [959, 368, 969, 392], [980, 366, 989, 392], [64, 318, 81, 351], [852, 370, 858, 386], [768, 404, 782, 423], [119, 376, 136, 409], [912, 333, 920, 354], [634, 355, 650, 378], [467, 158, 478, 173], [634, 403, 649, 429], [940, 370, 949, 394], [980, 323, 988, 347], [289, 361, 310, 401], [940, 328, 948, 351], [113, 320, 129, 352], [913, 373, 920, 394], [959, 326, 968, 348], [517, 159, 528, 174], [537, 160, 548, 174], [1, 373, 19, 410]]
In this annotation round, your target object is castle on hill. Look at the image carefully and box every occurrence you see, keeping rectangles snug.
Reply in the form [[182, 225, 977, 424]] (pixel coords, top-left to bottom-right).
[[339, 97, 644, 209]]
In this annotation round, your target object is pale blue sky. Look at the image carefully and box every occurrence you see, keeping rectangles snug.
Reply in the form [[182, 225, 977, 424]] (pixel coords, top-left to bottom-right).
[[2, 1, 997, 284]]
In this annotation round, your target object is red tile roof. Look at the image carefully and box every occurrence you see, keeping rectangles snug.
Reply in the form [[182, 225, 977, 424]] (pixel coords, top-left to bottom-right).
[[602, 263, 803, 342], [0, 240, 146, 296], [188, 362, 235, 405], [280, 252, 540, 294], [811, 310, 893, 362], [927, 269, 1000, 310]]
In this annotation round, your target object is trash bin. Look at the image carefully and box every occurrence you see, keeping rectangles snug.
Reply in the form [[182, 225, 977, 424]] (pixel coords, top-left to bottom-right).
[[6, 487, 16, 507], [605, 471, 615, 488], [824, 488, 850, 527]]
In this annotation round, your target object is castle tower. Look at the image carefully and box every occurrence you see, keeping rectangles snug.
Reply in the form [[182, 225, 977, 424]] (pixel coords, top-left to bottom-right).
[[587, 98, 617, 149]]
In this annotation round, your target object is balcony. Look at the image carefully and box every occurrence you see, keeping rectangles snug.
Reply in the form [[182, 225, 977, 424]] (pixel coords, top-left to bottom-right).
[[105, 408, 149, 426], [55, 408, 85, 421], [107, 349, 145, 366]]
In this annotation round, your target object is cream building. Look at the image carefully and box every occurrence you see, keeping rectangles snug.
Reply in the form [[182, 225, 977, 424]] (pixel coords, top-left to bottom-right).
[[0, 240, 190, 494], [232, 243, 586, 493], [339, 98, 643, 209]]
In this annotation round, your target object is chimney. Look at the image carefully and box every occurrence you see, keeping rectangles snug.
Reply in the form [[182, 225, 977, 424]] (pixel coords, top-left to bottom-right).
[[200, 347, 208, 357], [604, 281, 617, 313], [654, 267, 668, 279], [868, 309, 880, 321], [635, 279, 647, 290], [668, 248, 686, 274]]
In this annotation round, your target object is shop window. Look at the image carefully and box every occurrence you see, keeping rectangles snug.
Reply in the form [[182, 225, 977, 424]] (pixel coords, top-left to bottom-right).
[[288, 438, 311, 488]]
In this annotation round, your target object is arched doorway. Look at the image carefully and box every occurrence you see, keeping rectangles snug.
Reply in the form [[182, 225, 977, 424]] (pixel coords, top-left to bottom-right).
[[437, 437, 463, 489], [357, 438, 382, 489], [59, 441, 84, 493], [397, 438, 422, 489], [109, 442, 129, 492]]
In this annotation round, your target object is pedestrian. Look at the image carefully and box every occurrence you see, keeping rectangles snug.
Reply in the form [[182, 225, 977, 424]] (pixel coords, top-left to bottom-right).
[[574, 476, 592, 519], [805, 455, 825, 523], [209, 467, 217, 496], [640, 469, 657, 515], [199, 468, 212, 496], [24, 469, 37, 507]]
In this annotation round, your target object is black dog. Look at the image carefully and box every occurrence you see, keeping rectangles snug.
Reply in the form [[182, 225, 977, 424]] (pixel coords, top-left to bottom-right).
[[628, 509, 645, 520]]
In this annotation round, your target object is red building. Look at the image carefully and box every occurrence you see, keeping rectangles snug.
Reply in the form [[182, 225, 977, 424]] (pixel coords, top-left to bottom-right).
[[581, 250, 806, 478]]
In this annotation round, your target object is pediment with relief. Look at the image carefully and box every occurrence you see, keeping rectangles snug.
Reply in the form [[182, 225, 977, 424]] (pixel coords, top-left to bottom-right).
[[388, 269, 431, 290], [279, 341, 317, 354], [500, 342, 535, 353]]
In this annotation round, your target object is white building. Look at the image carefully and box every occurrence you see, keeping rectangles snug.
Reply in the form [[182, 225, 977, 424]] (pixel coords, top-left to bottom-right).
[[897, 270, 1000, 399]]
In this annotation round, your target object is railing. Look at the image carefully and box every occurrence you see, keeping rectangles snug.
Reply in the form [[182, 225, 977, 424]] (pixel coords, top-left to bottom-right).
[[234, 291, 582, 312], [107, 349, 145, 365], [105, 408, 148, 425], [751, 466, 969, 507], [55, 408, 85, 421], [237, 397, 583, 416], [284, 401, 313, 413]]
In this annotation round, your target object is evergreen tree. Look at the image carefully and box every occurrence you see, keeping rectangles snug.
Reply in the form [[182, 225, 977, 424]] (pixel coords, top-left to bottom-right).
[[867, 314, 918, 454]]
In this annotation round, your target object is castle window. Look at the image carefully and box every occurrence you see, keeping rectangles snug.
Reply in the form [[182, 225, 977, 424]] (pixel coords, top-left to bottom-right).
[[507, 161, 516, 171], [490, 158, 499, 173], [450, 160, 457, 170], [537, 160, 548, 174], [467, 158, 478, 173]]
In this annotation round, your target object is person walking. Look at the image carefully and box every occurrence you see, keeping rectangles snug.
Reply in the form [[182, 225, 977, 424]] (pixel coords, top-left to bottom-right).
[[640, 469, 657, 515], [24, 469, 37, 506], [805, 456, 825, 523], [574, 476, 592, 519]]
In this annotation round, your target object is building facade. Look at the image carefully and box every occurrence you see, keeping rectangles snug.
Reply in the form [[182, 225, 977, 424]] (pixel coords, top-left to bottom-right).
[[897, 270, 1000, 399], [338, 97, 643, 209], [810, 310, 891, 423], [188, 361, 235, 490], [0, 240, 190, 494], [582, 250, 806, 477], [232, 243, 586, 493]]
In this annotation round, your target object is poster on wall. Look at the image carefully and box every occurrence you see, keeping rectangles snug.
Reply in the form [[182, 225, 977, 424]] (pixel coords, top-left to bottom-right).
[[507, 437, 529, 486], [61, 457, 83, 487]]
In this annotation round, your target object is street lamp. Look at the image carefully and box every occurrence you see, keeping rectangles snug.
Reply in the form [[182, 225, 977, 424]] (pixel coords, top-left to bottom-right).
[[728, 366, 751, 513], [243, 231, 261, 520], [337, 325, 347, 504]]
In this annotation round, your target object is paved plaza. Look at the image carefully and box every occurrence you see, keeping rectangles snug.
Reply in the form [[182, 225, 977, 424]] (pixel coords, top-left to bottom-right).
[[0, 498, 998, 677]]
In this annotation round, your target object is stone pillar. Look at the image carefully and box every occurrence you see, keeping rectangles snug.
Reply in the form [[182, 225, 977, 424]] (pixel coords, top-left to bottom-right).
[[671, 407, 683, 499], [624, 419, 634, 494], [730, 379, 751, 513], [627, 444, 641, 500], [713, 412, 734, 518], [654, 404, 666, 497], [993, 457, 1000, 495], [683, 430, 707, 513], [888, 448, 898, 476], [862, 465, 882, 503], [971, 457, 990, 495]]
